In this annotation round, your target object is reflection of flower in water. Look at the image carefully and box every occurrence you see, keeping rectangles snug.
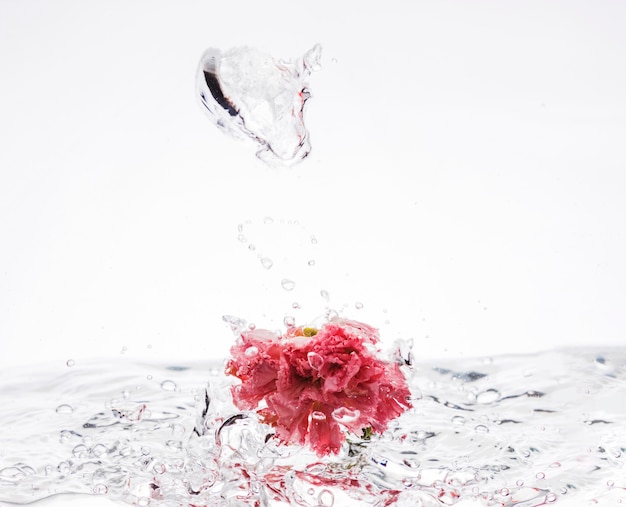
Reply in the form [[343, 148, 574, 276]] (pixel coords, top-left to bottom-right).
[[226, 318, 413, 456]]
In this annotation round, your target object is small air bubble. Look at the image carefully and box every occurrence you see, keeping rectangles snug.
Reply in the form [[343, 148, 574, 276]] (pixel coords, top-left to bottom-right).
[[93, 484, 108, 495], [248, 244, 256, 251], [66, 359, 75, 367], [308, 352, 324, 370], [57, 461, 70, 474], [451, 415, 465, 425], [545, 493, 557, 503], [516, 480, 524, 487], [320, 289, 329, 302], [310, 411, 326, 421], [136, 497, 151, 507], [237, 234, 246, 243], [263, 216, 273, 224], [281, 279, 296, 291], [292, 302, 301, 309], [147, 374, 153, 381], [536, 472, 545, 480], [92, 444, 108, 458], [308, 259, 316, 266], [72, 444, 89, 458], [476, 389, 501, 404], [474, 424, 489, 434], [284, 316, 296, 328], [245, 346, 259, 357], [161, 380, 177, 392], [260, 257, 273, 269], [310, 235, 318, 244], [355, 301, 364, 309], [318, 489, 334, 507], [332, 407, 360, 424], [56, 404, 73, 415]]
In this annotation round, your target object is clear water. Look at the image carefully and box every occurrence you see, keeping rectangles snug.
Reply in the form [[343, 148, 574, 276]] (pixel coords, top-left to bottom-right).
[[196, 44, 322, 165], [1, 347, 625, 506]]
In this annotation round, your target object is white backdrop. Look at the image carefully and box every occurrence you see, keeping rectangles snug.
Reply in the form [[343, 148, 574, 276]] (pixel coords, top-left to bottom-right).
[[1, 0, 626, 372]]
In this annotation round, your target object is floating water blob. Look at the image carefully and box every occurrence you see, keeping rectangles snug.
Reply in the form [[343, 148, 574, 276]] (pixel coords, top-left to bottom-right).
[[196, 44, 322, 165]]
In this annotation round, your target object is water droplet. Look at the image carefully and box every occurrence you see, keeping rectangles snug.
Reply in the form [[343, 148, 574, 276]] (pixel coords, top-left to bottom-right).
[[355, 301, 364, 309], [474, 424, 489, 434], [310, 235, 318, 244], [320, 289, 329, 302], [476, 389, 501, 404], [500, 488, 510, 496], [237, 223, 244, 233], [536, 472, 545, 480], [93, 484, 108, 495], [332, 407, 360, 424], [66, 359, 75, 367], [120, 346, 127, 354], [147, 374, 153, 381], [516, 480, 524, 487], [245, 346, 258, 357], [263, 216, 274, 224], [260, 257, 273, 269], [607, 480, 615, 488], [292, 302, 301, 309], [137, 497, 151, 507], [248, 323, 256, 330], [161, 380, 177, 391], [122, 389, 130, 399], [237, 234, 246, 243], [281, 279, 296, 291], [308, 352, 324, 370], [284, 316, 296, 328], [308, 259, 316, 266], [545, 492, 557, 503], [56, 404, 73, 415]]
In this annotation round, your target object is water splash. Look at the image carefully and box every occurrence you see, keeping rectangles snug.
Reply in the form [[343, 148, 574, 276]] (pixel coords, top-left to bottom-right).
[[197, 44, 322, 166], [2, 349, 625, 506]]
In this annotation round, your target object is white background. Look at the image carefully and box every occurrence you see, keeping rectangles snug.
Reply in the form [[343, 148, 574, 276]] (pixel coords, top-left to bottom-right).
[[1, 0, 626, 372]]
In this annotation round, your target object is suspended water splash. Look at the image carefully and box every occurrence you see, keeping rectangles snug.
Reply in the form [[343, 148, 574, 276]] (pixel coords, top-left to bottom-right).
[[197, 44, 322, 166]]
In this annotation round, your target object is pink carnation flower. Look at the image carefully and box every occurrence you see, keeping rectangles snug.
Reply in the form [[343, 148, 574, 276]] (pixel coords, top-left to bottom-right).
[[225, 318, 412, 456]]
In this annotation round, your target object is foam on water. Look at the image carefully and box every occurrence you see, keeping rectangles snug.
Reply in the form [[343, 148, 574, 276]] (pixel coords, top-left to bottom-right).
[[1, 348, 625, 506]]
